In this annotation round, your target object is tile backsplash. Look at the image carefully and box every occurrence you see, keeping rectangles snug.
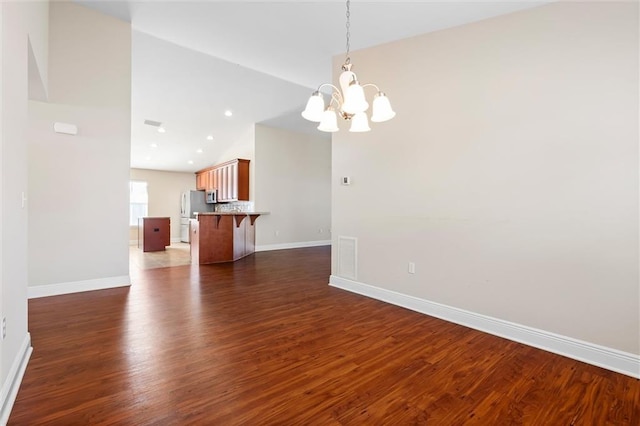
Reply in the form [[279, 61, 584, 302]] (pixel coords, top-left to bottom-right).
[[215, 201, 254, 212]]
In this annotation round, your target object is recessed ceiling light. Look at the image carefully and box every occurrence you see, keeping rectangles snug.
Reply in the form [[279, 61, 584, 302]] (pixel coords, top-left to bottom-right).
[[150, 143, 158, 148], [157, 126, 166, 133], [196, 148, 203, 154], [224, 110, 233, 117], [206, 135, 213, 141], [145, 156, 151, 161], [188, 160, 194, 164]]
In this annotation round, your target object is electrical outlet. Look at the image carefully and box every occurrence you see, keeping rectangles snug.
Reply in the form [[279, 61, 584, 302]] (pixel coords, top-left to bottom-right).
[[318, 228, 323, 234], [408, 262, 416, 274], [2, 317, 6, 340], [275, 230, 280, 237]]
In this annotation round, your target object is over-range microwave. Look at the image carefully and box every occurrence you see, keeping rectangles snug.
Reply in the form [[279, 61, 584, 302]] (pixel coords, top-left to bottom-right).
[[205, 190, 217, 204]]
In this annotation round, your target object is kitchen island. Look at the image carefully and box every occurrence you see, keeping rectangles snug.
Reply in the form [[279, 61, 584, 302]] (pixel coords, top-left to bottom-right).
[[189, 212, 268, 264], [138, 217, 170, 252]]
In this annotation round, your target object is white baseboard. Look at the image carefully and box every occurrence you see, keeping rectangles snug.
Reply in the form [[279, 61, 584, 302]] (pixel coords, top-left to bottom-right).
[[28, 275, 131, 299], [255, 240, 331, 252], [329, 275, 640, 379], [0, 333, 32, 425]]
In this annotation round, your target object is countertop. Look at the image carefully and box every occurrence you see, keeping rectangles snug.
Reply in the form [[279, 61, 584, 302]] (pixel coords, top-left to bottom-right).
[[193, 212, 270, 217]]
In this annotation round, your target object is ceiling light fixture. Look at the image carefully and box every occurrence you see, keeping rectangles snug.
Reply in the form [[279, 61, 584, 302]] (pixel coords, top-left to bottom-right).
[[188, 160, 194, 164], [206, 135, 214, 141], [157, 126, 166, 133], [224, 110, 233, 117], [150, 143, 158, 148], [302, 0, 395, 133], [196, 148, 203, 154]]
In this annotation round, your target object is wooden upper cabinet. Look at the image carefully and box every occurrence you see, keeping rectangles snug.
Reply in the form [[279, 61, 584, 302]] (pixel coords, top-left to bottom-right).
[[206, 169, 215, 191], [235, 159, 250, 201], [196, 171, 207, 190], [218, 166, 227, 201], [209, 169, 218, 193], [195, 159, 250, 202]]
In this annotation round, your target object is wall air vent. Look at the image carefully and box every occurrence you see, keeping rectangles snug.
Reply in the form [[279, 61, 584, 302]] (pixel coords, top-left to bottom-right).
[[144, 119, 162, 127], [338, 236, 357, 280]]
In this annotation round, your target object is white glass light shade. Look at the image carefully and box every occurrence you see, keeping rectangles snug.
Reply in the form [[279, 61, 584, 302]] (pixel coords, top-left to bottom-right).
[[317, 108, 339, 132], [370, 92, 396, 122], [342, 82, 369, 114], [301, 92, 325, 122], [339, 69, 356, 96], [349, 112, 371, 132]]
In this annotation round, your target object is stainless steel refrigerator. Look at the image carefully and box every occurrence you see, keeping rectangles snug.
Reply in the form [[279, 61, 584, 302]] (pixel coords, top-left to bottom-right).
[[180, 190, 214, 242]]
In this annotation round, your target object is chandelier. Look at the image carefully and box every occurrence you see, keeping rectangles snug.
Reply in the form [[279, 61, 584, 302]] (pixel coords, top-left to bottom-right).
[[301, 0, 396, 133]]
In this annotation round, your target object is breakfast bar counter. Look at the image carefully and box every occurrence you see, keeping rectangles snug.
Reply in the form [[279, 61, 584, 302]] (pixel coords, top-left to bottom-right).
[[189, 212, 268, 264]]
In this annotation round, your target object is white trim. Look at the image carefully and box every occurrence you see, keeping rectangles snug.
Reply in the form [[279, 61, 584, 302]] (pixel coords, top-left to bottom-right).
[[28, 275, 131, 299], [255, 240, 331, 252], [0, 333, 32, 425], [329, 275, 640, 379]]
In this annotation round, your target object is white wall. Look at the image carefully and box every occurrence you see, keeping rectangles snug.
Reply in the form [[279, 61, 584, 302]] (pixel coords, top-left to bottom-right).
[[1, 0, 48, 421], [331, 2, 638, 367], [27, 2, 131, 296], [130, 168, 196, 242], [254, 125, 331, 249], [132, 31, 295, 175]]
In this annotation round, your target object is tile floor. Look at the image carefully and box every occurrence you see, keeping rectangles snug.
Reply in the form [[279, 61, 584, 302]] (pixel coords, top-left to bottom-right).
[[129, 242, 192, 271]]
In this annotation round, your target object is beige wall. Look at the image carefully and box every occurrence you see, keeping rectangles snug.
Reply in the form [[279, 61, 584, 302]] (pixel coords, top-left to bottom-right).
[[1, 0, 48, 417], [332, 2, 638, 355], [129, 168, 196, 242], [254, 125, 331, 248], [28, 2, 131, 289]]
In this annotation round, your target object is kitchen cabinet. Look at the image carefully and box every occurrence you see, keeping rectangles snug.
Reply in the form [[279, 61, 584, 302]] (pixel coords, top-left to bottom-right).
[[191, 213, 264, 264], [218, 158, 249, 202], [138, 217, 170, 252], [196, 171, 207, 190], [210, 168, 219, 194], [207, 169, 216, 191], [195, 159, 250, 202], [189, 218, 199, 262]]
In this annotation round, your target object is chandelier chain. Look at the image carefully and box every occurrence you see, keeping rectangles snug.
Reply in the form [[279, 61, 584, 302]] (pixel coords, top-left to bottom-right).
[[345, 0, 351, 65], [301, 0, 395, 131]]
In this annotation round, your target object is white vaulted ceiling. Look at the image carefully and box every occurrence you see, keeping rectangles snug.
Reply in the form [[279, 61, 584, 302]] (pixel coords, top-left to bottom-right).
[[75, 1, 548, 172]]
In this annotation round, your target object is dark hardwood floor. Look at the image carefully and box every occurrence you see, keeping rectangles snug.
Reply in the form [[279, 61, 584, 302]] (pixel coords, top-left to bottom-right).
[[10, 246, 639, 424]]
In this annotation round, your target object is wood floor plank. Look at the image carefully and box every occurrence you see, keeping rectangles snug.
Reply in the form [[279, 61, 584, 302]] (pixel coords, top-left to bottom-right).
[[9, 247, 640, 425]]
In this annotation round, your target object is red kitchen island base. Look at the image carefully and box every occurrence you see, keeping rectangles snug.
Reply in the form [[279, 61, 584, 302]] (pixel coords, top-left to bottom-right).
[[189, 213, 265, 264], [138, 217, 170, 252]]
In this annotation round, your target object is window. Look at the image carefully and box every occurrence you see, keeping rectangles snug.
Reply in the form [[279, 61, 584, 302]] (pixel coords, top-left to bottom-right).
[[129, 181, 148, 226]]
